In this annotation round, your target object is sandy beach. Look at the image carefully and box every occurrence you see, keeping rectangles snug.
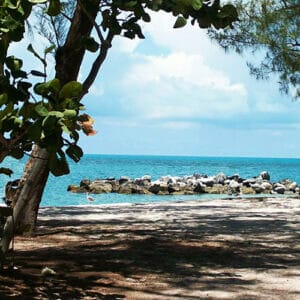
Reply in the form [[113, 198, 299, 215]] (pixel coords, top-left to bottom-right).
[[1, 196, 299, 299]]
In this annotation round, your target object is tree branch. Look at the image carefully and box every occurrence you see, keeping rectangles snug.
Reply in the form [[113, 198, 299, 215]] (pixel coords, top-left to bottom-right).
[[78, 0, 105, 44], [81, 31, 114, 98]]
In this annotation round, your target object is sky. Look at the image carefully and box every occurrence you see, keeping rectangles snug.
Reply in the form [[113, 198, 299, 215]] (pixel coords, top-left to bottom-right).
[[10, 11, 300, 158]]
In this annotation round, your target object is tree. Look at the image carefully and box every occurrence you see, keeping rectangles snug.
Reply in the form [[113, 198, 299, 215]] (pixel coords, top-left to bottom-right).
[[0, 0, 238, 257], [208, 0, 300, 98]]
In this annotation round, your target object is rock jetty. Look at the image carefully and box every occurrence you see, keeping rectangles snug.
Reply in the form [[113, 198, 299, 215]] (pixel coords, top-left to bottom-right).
[[67, 171, 300, 196]]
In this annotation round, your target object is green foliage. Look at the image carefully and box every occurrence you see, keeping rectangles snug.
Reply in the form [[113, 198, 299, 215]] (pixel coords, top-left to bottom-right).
[[0, 167, 13, 176], [208, 0, 300, 98]]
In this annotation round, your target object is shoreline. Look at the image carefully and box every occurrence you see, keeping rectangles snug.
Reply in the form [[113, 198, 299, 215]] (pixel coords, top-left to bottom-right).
[[38, 193, 300, 209]]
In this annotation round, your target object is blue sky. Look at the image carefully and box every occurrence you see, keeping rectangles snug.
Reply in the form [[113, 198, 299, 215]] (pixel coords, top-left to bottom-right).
[[11, 11, 300, 158]]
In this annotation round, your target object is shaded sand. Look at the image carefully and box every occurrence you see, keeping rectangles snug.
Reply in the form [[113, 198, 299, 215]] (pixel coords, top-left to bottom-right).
[[1, 197, 300, 299]]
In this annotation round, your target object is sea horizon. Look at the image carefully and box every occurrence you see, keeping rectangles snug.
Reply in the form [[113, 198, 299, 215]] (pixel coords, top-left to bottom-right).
[[82, 153, 300, 160]]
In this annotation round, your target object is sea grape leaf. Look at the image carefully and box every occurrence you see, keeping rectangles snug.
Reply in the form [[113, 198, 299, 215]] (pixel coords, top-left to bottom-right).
[[35, 104, 49, 116], [173, 16, 187, 28], [63, 109, 77, 118], [46, 0, 62, 16], [48, 151, 70, 176], [31, 70, 46, 77], [0, 167, 13, 177], [59, 81, 83, 99], [66, 144, 83, 162]]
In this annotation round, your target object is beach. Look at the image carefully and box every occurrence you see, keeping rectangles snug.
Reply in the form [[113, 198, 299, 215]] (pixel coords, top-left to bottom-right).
[[1, 196, 299, 299]]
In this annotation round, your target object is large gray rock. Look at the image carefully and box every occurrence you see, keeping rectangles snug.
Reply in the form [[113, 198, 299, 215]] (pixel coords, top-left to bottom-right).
[[204, 184, 227, 194], [288, 182, 298, 191], [89, 181, 112, 193], [274, 186, 286, 194], [67, 185, 87, 193], [214, 172, 227, 184], [251, 183, 264, 194], [119, 176, 131, 185], [118, 182, 149, 194], [260, 182, 272, 191], [199, 177, 215, 187], [260, 171, 270, 181], [141, 175, 151, 181], [149, 182, 169, 194], [193, 183, 205, 193], [80, 179, 91, 189]]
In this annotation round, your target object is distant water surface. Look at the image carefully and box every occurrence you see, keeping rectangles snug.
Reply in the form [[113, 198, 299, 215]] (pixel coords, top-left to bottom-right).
[[0, 155, 299, 206]]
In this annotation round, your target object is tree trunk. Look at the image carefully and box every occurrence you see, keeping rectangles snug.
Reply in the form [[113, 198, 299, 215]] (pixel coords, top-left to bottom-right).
[[1, 147, 49, 254], [16, 146, 50, 233], [1, 0, 105, 256]]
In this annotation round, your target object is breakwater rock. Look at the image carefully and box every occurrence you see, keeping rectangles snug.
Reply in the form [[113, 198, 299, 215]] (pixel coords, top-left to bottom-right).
[[68, 171, 300, 196]]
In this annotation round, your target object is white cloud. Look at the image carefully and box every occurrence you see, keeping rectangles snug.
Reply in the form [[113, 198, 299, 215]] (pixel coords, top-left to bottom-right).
[[121, 52, 248, 120]]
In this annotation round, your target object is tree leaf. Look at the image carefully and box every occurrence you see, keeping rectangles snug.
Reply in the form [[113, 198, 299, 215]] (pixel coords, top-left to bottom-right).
[[66, 144, 83, 163], [0, 167, 13, 177], [31, 70, 46, 77], [46, 0, 62, 17], [10, 148, 24, 159], [173, 16, 187, 28], [27, 44, 46, 66], [63, 109, 77, 118], [191, 0, 202, 10], [48, 152, 70, 176], [44, 44, 56, 54], [5, 56, 23, 77], [81, 36, 99, 52], [0, 93, 8, 106], [35, 104, 49, 116], [59, 81, 83, 99]]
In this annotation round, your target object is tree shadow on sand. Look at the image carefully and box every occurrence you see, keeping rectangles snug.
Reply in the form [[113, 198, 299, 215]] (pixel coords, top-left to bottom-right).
[[0, 199, 299, 299]]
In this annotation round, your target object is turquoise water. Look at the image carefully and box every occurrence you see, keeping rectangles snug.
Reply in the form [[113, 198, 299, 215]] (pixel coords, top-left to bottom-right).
[[1, 155, 300, 206]]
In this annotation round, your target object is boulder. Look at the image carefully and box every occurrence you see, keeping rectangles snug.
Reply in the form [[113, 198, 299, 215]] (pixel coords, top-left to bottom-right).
[[240, 186, 256, 194], [118, 182, 145, 194], [228, 174, 240, 182], [194, 183, 205, 193], [228, 180, 240, 193], [274, 186, 285, 194], [229, 180, 240, 189], [89, 181, 112, 193], [80, 179, 91, 189], [134, 178, 151, 187], [199, 177, 215, 187], [205, 185, 227, 194], [288, 182, 298, 191], [242, 178, 257, 187], [260, 182, 272, 191], [168, 184, 181, 194], [251, 183, 263, 194], [141, 175, 151, 181], [67, 185, 80, 192], [214, 172, 227, 184], [119, 176, 131, 185], [148, 182, 169, 194], [260, 171, 270, 181]]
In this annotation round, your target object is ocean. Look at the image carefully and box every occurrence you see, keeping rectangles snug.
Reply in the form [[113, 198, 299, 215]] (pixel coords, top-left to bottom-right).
[[1, 155, 300, 206]]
